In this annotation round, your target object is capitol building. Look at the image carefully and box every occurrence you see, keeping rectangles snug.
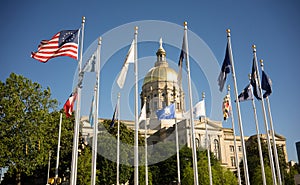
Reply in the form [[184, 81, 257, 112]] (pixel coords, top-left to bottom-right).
[[82, 39, 288, 171]]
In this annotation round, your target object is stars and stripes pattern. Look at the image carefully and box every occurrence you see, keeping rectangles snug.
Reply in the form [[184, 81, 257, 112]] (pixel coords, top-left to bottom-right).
[[31, 29, 79, 63]]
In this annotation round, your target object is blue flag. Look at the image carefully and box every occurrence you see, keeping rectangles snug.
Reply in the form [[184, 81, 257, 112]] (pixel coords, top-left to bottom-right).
[[218, 43, 231, 92], [156, 103, 175, 120], [177, 34, 187, 84], [261, 70, 272, 98], [110, 103, 118, 128], [250, 58, 262, 100], [238, 84, 253, 102]]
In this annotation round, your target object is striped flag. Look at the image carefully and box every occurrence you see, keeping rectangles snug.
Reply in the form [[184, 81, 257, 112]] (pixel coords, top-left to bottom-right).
[[63, 92, 77, 118], [222, 94, 231, 121], [31, 29, 79, 63]]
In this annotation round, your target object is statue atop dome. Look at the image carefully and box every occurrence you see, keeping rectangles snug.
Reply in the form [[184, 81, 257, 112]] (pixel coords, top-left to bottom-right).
[[141, 38, 185, 120]]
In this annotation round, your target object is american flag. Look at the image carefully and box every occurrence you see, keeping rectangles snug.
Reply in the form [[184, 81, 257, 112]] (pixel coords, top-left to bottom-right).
[[31, 29, 79, 63]]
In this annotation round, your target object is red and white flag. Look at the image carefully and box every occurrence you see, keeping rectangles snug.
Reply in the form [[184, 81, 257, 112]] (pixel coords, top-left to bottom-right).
[[31, 29, 79, 63], [63, 92, 77, 118]]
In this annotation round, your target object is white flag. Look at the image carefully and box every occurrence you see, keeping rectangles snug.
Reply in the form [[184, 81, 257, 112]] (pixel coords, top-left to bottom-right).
[[117, 40, 135, 88], [183, 100, 206, 118], [83, 53, 97, 72], [193, 100, 206, 117], [139, 103, 146, 123]]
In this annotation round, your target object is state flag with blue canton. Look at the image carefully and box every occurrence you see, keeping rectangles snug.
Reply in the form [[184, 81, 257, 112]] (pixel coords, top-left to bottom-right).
[[250, 58, 262, 100], [177, 34, 187, 84], [237, 84, 253, 102], [156, 103, 175, 120], [218, 43, 231, 92], [31, 29, 79, 63], [261, 70, 272, 98]]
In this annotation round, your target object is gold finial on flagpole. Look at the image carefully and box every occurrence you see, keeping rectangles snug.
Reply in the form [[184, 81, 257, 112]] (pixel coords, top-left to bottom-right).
[[226, 29, 231, 37], [82, 16, 85, 23], [252, 45, 256, 52], [227, 84, 231, 91], [202, 92, 205, 99], [184, 21, 188, 29], [135, 26, 138, 34], [260, 59, 264, 67]]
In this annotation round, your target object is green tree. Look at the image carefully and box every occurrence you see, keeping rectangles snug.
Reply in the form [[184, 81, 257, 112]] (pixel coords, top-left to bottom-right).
[[252, 165, 273, 185], [198, 151, 209, 185], [97, 120, 136, 185], [181, 162, 193, 185], [0, 73, 58, 185], [244, 136, 289, 185], [284, 163, 300, 185], [77, 146, 92, 185]]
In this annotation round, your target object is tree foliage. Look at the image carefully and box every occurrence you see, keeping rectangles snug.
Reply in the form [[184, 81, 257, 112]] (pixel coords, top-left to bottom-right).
[[243, 136, 291, 185], [0, 73, 58, 184]]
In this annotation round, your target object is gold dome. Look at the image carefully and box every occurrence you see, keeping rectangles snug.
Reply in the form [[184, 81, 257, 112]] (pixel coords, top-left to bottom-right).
[[143, 66, 178, 85]]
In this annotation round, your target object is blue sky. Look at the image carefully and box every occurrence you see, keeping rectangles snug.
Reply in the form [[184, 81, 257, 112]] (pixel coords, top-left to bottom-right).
[[0, 1, 299, 162]]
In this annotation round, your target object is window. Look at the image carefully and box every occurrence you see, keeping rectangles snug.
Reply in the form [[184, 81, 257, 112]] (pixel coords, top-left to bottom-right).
[[229, 145, 234, 152], [214, 139, 219, 159], [231, 156, 236, 167], [238, 146, 242, 152], [196, 138, 200, 149]]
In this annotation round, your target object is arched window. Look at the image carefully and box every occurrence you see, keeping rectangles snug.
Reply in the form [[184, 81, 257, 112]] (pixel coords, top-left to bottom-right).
[[213, 139, 219, 160], [195, 138, 200, 149]]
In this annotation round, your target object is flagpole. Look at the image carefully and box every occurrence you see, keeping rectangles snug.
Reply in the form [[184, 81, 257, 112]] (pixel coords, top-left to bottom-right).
[[226, 86, 241, 185], [134, 26, 139, 185], [117, 93, 121, 185], [202, 92, 212, 185], [70, 16, 85, 185], [54, 113, 63, 185], [226, 29, 250, 185], [46, 151, 51, 185], [252, 45, 277, 185], [173, 83, 181, 185], [248, 74, 267, 185], [184, 21, 199, 185], [260, 60, 282, 185], [143, 97, 149, 185], [91, 37, 101, 185]]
